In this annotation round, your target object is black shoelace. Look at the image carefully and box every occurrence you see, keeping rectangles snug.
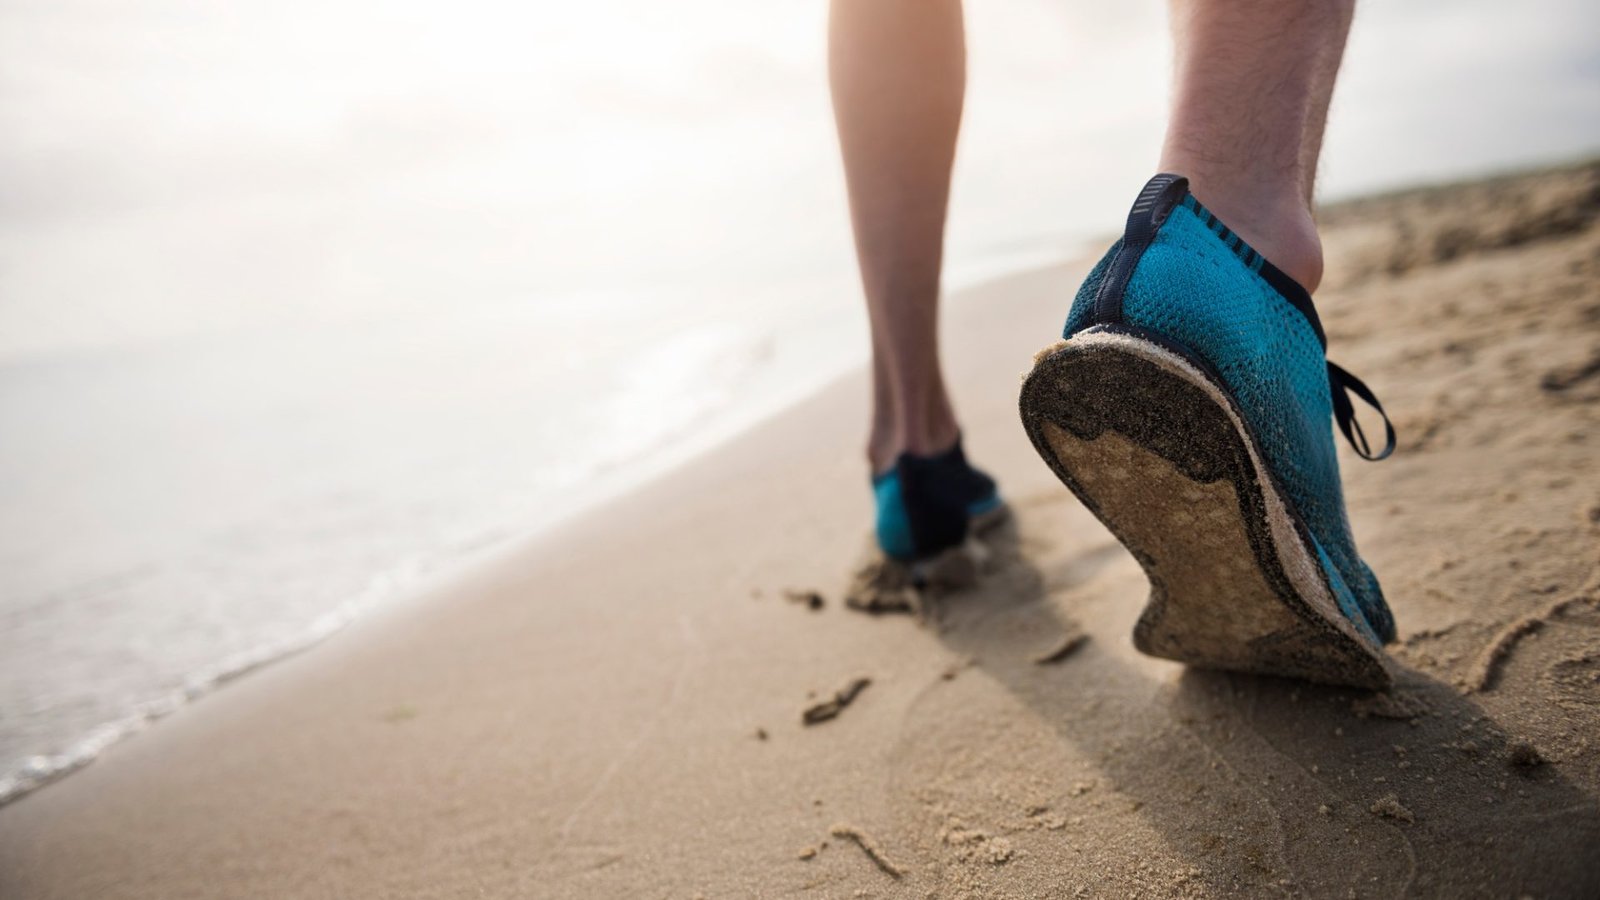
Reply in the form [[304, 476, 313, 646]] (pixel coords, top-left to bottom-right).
[[1327, 361, 1396, 461]]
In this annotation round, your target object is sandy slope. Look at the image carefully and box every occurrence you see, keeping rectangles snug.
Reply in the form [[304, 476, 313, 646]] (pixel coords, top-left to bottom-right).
[[2, 162, 1598, 898]]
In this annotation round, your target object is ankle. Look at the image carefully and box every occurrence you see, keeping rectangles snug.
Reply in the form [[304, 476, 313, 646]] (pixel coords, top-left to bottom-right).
[[867, 429, 898, 477], [1174, 177, 1325, 292], [1209, 196, 1325, 293], [867, 416, 961, 476]]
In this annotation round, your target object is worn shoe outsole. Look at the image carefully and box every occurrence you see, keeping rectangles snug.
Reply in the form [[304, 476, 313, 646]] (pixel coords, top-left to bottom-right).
[[1020, 326, 1392, 690]]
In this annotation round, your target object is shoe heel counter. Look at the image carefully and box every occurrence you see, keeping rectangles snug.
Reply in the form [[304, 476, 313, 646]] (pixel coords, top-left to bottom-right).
[[1119, 211, 1262, 345], [872, 472, 917, 561], [1070, 175, 1191, 334], [1064, 240, 1119, 337]]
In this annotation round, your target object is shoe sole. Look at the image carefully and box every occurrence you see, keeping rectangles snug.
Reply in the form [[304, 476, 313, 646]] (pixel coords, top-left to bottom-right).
[[1019, 327, 1391, 690]]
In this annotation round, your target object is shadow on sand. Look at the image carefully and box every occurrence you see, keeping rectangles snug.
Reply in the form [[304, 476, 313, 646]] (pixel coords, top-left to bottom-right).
[[908, 515, 1600, 897]]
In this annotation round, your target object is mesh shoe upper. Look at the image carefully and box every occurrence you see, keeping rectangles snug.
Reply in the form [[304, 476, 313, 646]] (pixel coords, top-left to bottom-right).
[[873, 439, 1000, 562], [1064, 184, 1395, 643]]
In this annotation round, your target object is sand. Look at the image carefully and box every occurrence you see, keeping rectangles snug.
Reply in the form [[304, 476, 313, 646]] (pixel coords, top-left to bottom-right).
[[2, 161, 1599, 898]]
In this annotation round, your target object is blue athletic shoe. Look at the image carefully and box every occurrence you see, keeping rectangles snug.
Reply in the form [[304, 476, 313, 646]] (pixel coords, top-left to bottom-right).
[[873, 438, 1004, 563], [1019, 174, 1397, 689]]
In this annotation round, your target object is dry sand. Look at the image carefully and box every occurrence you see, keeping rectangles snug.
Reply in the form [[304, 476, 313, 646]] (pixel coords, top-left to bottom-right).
[[3, 162, 1599, 898]]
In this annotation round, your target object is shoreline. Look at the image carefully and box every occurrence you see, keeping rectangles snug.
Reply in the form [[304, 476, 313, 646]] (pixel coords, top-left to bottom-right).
[[0, 242, 1093, 811], [3, 160, 1598, 897]]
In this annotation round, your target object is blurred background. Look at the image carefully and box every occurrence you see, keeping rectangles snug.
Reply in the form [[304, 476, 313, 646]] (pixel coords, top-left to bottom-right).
[[2, 0, 1597, 802]]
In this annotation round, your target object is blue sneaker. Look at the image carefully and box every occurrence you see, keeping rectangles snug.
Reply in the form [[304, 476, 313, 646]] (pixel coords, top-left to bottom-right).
[[1019, 174, 1397, 689], [873, 438, 1005, 563]]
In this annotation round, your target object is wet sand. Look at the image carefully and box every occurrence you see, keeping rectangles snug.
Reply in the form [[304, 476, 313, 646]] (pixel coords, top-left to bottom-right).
[[3, 161, 1599, 898]]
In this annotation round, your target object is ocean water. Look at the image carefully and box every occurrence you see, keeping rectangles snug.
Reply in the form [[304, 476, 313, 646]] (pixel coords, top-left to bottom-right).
[[2, 0, 1596, 803]]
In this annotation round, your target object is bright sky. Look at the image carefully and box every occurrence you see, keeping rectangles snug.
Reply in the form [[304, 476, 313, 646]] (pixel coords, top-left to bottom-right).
[[1, 0, 1596, 360]]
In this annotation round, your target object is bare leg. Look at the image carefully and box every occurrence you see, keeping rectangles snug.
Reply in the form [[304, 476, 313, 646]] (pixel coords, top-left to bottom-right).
[[1160, 0, 1355, 292], [829, 0, 966, 474]]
